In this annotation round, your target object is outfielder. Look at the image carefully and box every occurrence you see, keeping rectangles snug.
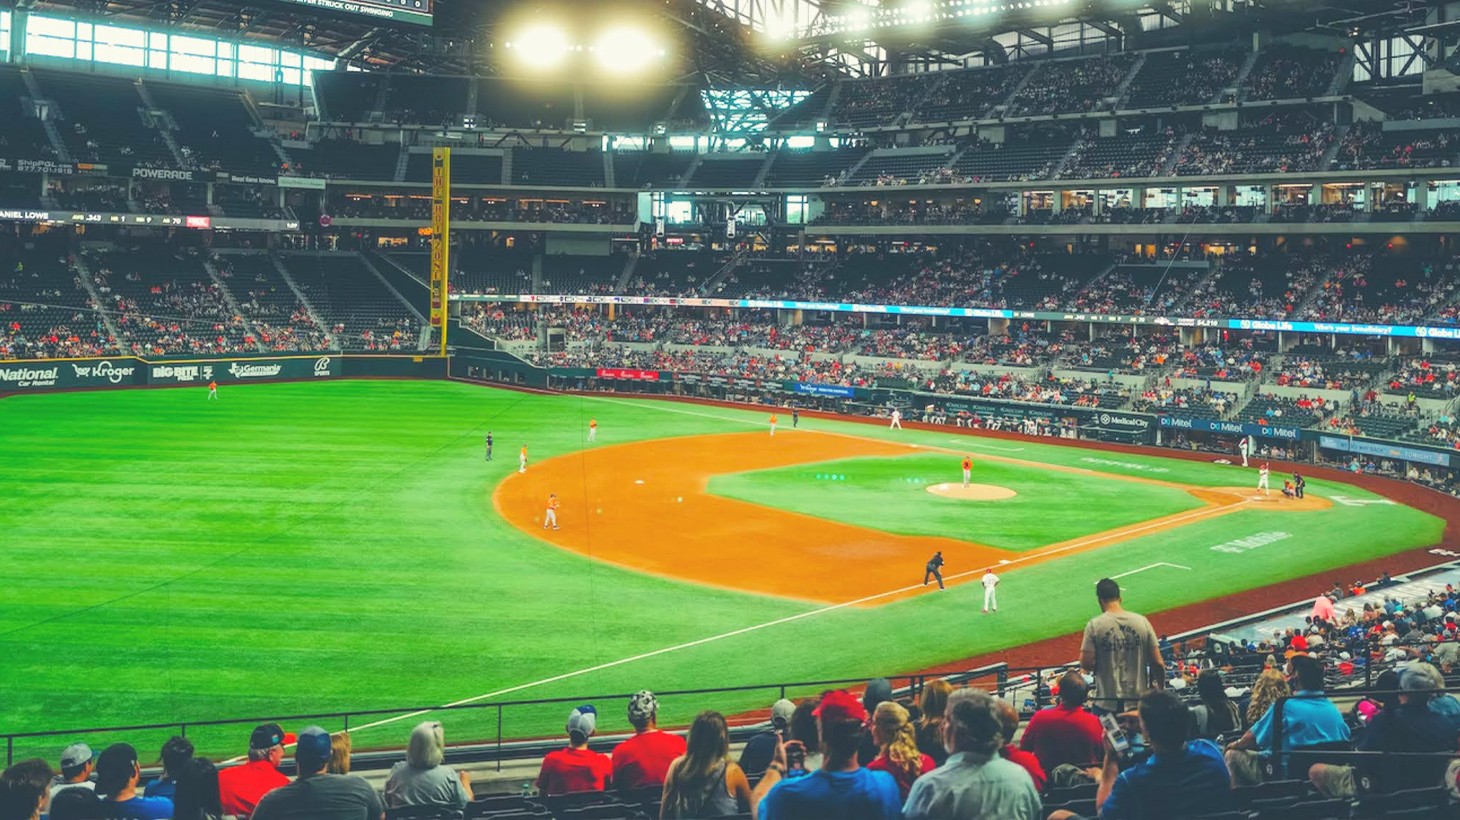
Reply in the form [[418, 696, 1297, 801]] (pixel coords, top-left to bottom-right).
[[544, 493, 560, 530], [485, 431, 494, 461], [981, 568, 1000, 613], [1257, 461, 1270, 495], [769, 412, 778, 437], [923, 551, 945, 589], [519, 444, 528, 474], [961, 455, 973, 488], [890, 408, 902, 429], [207, 380, 218, 400], [588, 419, 597, 442]]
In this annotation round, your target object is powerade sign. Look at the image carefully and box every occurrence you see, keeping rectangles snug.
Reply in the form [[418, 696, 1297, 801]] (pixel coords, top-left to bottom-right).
[[792, 382, 856, 398], [1158, 415, 1303, 441], [1318, 435, 1452, 467]]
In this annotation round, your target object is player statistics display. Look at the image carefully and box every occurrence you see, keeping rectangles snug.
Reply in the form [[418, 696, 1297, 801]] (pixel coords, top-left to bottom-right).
[[274, 0, 432, 26]]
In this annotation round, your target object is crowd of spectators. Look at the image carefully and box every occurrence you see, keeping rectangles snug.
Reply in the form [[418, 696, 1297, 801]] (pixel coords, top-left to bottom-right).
[[1387, 358, 1460, 399], [330, 195, 634, 225]]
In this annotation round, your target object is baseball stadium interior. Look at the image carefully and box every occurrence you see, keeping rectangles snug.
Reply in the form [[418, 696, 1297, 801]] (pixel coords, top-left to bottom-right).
[[7, 0, 1460, 817]]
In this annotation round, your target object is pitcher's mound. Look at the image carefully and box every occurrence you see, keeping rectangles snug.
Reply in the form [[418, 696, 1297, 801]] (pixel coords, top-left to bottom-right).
[[926, 483, 1017, 501]]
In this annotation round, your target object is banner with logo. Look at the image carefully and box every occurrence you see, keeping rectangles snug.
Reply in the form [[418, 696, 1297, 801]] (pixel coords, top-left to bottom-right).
[[791, 382, 856, 398], [1157, 415, 1303, 441], [595, 367, 660, 381], [1318, 435, 1452, 467], [148, 356, 339, 385], [0, 358, 143, 391]]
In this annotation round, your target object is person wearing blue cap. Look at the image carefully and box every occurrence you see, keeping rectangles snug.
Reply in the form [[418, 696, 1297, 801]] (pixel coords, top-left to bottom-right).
[[536, 705, 612, 796], [251, 726, 382, 820]]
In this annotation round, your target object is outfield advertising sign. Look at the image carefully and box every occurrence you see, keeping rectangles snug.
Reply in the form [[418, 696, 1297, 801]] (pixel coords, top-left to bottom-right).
[[792, 382, 857, 398], [1, 355, 342, 393], [1157, 416, 1303, 441], [0, 359, 144, 390], [1317, 435, 1452, 467]]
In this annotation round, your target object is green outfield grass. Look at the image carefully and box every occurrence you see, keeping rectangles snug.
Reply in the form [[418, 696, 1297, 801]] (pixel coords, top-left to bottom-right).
[[0, 380, 1445, 762], [710, 454, 1206, 550]]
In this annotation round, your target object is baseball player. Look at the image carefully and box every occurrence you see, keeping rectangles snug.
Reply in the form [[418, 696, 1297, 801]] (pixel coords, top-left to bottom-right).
[[587, 419, 597, 443], [207, 380, 218, 400], [485, 431, 494, 461], [981, 568, 1000, 613], [792, 407, 800, 428], [890, 408, 902, 429], [961, 455, 973, 488], [1257, 461, 1270, 495], [519, 444, 528, 474], [1293, 471, 1306, 499], [769, 412, 778, 437], [1238, 435, 1251, 467], [544, 493, 560, 530], [923, 551, 945, 589]]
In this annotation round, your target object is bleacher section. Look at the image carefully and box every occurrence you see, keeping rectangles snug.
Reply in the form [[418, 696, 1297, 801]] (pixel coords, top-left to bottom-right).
[[148, 83, 279, 175], [0, 239, 114, 359], [539, 253, 626, 295], [0, 67, 59, 161], [685, 155, 768, 188], [828, 74, 933, 128], [215, 253, 329, 351], [404, 151, 504, 184], [33, 69, 174, 167], [1241, 47, 1341, 100], [762, 148, 867, 187], [289, 138, 399, 179], [1006, 54, 1135, 116], [612, 151, 695, 188], [278, 254, 419, 351], [512, 148, 604, 187], [1123, 48, 1245, 109], [953, 126, 1080, 182], [96, 243, 249, 355], [911, 65, 1024, 123], [843, 148, 954, 186]]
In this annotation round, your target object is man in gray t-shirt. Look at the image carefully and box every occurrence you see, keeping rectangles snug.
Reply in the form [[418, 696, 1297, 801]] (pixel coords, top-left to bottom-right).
[[252, 727, 383, 820], [1080, 578, 1165, 712]]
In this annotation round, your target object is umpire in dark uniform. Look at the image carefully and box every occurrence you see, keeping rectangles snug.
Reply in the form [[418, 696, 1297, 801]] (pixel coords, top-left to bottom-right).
[[924, 551, 945, 589], [1293, 471, 1305, 499], [485, 432, 494, 461]]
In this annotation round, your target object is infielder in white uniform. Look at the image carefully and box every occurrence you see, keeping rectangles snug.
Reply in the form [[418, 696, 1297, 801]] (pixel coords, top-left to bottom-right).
[[1257, 462, 1270, 495], [890, 409, 902, 429], [981, 569, 999, 613], [1239, 435, 1251, 467]]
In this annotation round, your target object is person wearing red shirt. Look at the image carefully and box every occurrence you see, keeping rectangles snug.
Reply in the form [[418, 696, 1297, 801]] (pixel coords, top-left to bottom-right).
[[611, 690, 686, 790], [537, 706, 612, 796], [217, 723, 291, 818], [1019, 671, 1104, 775], [995, 698, 1046, 792]]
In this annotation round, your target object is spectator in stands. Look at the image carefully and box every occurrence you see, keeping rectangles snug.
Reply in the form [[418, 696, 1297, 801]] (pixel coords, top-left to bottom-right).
[[94, 743, 173, 819], [660, 711, 753, 818], [612, 690, 687, 791], [143, 736, 193, 801], [902, 688, 1042, 820], [1191, 670, 1242, 739], [739, 698, 796, 785], [217, 723, 289, 818], [787, 701, 824, 773], [1081, 578, 1165, 713], [49, 744, 95, 801], [1244, 667, 1290, 728], [2, 759, 52, 820], [993, 698, 1046, 792], [1052, 689, 1236, 820], [859, 678, 894, 765], [1310, 662, 1456, 798], [251, 726, 383, 820], [752, 689, 901, 820], [536, 705, 612, 796], [916, 680, 953, 766], [1019, 670, 1104, 774], [171, 758, 224, 820], [1224, 655, 1351, 786], [327, 732, 351, 775], [47, 787, 102, 820], [865, 701, 935, 799], [383, 721, 472, 810]]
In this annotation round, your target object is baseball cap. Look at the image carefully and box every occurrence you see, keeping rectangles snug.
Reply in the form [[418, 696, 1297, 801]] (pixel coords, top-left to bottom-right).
[[1401, 664, 1442, 693], [862, 678, 893, 711], [294, 726, 332, 770], [59, 743, 93, 769], [814, 690, 867, 723], [567, 705, 598, 740], [249, 723, 286, 750], [627, 691, 658, 724], [770, 698, 795, 728], [94, 743, 139, 791]]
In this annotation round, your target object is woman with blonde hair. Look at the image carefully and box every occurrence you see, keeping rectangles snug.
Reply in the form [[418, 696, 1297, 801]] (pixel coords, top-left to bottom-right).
[[1244, 667, 1291, 728], [915, 680, 952, 766], [327, 732, 352, 775], [384, 720, 473, 809], [661, 711, 752, 819], [866, 701, 935, 799]]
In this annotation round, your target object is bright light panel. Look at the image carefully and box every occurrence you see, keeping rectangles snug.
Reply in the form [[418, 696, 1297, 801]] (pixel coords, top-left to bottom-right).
[[592, 25, 665, 75], [507, 23, 571, 69]]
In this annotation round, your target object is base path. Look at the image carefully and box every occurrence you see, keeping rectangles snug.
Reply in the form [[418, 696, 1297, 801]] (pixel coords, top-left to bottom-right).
[[493, 432, 1329, 605]]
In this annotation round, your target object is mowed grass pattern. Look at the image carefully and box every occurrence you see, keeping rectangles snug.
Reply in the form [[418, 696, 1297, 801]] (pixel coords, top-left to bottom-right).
[[0, 381, 1445, 760], [710, 454, 1206, 551]]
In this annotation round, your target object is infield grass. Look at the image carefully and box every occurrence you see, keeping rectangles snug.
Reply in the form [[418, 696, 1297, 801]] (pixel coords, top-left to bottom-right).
[[0, 381, 1444, 762]]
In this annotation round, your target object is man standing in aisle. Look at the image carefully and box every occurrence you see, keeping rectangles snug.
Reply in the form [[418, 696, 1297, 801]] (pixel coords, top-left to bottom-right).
[[1081, 579, 1165, 714], [981, 568, 1000, 613]]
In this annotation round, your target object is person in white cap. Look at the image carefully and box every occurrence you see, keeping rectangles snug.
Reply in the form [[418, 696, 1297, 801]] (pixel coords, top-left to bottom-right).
[[50, 743, 96, 800], [981, 568, 1000, 613], [536, 706, 611, 796], [612, 690, 686, 790], [739, 699, 797, 785]]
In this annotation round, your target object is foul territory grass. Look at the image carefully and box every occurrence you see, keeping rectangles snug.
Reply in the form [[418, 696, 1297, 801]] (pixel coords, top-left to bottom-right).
[[0, 381, 1444, 762], [709, 454, 1206, 551]]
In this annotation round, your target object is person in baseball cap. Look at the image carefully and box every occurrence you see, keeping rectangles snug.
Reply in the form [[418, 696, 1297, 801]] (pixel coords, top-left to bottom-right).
[[49, 743, 95, 800], [752, 690, 900, 820], [536, 706, 612, 797], [612, 690, 686, 790], [217, 723, 290, 817], [739, 699, 797, 785], [94, 742, 174, 819], [250, 727, 383, 820]]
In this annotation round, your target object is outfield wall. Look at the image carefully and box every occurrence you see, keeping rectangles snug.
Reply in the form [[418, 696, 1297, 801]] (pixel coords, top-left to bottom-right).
[[0, 354, 445, 393]]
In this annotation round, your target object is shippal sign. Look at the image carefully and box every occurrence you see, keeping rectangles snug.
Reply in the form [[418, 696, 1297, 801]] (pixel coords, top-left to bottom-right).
[[0, 356, 339, 392]]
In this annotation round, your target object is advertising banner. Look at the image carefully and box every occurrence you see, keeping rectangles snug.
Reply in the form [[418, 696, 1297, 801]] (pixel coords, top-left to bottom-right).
[[149, 356, 340, 385], [1318, 435, 1452, 467], [595, 367, 660, 381], [791, 382, 856, 398], [1158, 415, 1303, 441], [1085, 410, 1156, 435]]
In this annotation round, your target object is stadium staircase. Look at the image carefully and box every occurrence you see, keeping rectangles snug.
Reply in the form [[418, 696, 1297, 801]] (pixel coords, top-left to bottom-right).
[[615, 251, 640, 292], [1110, 52, 1147, 109], [1159, 132, 1195, 176], [202, 257, 264, 351], [677, 155, 702, 187], [135, 82, 189, 168], [602, 150, 615, 187], [499, 149, 513, 185], [1318, 124, 1350, 171], [392, 143, 410, 183], [836, 151, 875, 185], [998, 63, 1040, 111], [1230, 49, 1263, 102], [357, 252, 429, 341], [751, 155, 773, 188], [70, 254, 123, 344], [698, 247, 751, 296], [22, 69, 73, 164], [1328, 49, 1357, 96], [266, 253, 335, 349], [1049, 138, 1087, 180]]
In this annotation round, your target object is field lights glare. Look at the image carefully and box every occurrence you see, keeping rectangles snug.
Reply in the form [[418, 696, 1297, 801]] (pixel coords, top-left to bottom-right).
[[591, 26, 665, 74], [507, 23, 571, 69]]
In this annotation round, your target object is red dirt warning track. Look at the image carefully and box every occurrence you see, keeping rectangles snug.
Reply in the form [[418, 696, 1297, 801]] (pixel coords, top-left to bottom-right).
[[493, 430, 1328, 605]]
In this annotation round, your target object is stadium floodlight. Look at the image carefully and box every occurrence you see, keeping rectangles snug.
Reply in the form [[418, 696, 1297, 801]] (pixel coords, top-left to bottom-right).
[[846, 7, 872, 31], [591, 26, 665, 75], [507, 23, 572, 70]]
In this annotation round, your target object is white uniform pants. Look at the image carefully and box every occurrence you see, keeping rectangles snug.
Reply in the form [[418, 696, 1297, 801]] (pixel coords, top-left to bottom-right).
[[544, 509, 557, 528], [983, 587, 997, 611], [519, 456, 527, 473], [587, 428, 596, 441], [963, 469, 971, 487]]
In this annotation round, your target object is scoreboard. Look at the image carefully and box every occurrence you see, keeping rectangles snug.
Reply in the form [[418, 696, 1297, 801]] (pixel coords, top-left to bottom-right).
[[275, 0, 433, 26]]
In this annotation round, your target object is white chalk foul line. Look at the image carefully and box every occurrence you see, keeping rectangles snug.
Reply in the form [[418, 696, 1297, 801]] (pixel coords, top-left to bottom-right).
[[1111, 562, 1193, 580]]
